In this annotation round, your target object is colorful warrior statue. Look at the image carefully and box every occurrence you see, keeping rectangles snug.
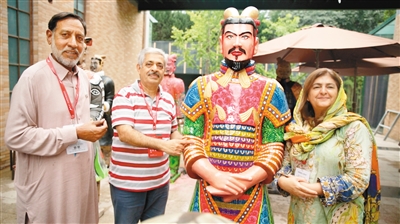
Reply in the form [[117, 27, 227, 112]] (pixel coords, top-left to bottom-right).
[[180, 6, 291, 223], [160, 54, 186, 182], [90, 54, 115, 166]]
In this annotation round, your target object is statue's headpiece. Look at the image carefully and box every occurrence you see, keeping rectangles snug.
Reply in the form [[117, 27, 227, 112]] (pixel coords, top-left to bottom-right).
[[221, 6, 260, 32], [168, 54, 177, 64]]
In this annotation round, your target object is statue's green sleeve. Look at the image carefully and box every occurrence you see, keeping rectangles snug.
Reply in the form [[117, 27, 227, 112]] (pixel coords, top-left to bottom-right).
[[261, 118, 284, 144], [182, 115, 205, 138]]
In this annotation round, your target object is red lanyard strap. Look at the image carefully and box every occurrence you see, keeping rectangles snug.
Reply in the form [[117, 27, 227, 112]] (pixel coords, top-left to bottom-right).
[[139, 82, 160, 130], [46, 57, 79, 119]]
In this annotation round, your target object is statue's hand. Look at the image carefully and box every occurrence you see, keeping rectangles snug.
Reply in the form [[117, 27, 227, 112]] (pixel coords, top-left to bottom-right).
[[206, 171, 251, 196]]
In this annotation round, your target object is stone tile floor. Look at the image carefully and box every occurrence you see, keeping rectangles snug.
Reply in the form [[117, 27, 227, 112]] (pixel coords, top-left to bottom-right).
[[1, 134, 399, 223], [97, 171, 291, 223]]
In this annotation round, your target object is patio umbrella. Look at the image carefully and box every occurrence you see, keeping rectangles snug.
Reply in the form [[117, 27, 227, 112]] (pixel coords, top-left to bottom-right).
[[295, 57, 400, 76], [254, 23, 400, 111], [253, 23, 400, 66], [293, 57, 400, 111]]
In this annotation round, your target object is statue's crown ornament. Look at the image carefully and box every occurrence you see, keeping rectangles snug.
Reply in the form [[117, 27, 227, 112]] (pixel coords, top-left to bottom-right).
[[221, 6, 260, 28]]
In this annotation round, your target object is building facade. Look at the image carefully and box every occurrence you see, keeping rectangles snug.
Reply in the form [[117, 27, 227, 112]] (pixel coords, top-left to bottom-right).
[[384, 12, 400, 142], [362, 13, 400, 139]]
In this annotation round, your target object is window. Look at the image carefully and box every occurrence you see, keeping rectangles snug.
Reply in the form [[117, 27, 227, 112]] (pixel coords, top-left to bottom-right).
[[74, 0, 85, 19], [7, 0, 31, 92]]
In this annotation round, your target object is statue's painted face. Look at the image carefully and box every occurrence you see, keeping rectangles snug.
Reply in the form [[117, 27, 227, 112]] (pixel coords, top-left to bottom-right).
[[165, 57, 176, 75], [90, 58, 102, 72], [220, 23, 258, 62]]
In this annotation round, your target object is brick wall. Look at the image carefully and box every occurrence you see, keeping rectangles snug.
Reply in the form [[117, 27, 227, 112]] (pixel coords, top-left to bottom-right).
[[0, 0, 144, 169], [84, 1, 144, 92], [0, 0, 10, 169], [385, 74, 400, 140], [384, 12, 400, 141]]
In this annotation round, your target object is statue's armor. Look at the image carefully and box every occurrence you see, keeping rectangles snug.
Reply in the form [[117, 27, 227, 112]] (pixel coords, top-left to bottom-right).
[[181, 62, 290, 223], [90, 74, 104, 121], [99, 74, 115, 146]]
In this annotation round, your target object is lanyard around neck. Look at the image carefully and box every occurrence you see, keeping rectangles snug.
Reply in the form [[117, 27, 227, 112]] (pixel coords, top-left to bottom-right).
[[139, 82, 160, 130], [46, 57, 79, 119]]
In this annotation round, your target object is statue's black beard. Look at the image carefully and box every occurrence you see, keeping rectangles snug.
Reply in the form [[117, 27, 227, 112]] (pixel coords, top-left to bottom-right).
[[224, 58, 251, 71]]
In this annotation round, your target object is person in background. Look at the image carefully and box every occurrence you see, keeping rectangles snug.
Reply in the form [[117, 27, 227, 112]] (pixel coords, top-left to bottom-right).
[[91, 54, 115, 166], [276, 57, 302, 115], [180, 6, 290, 223], [268, 57, 302, 194], [275, 68, 380, 223], [109, 47, 193, 224], [4, 12, 107, 223], [160, 54, 186, 182]]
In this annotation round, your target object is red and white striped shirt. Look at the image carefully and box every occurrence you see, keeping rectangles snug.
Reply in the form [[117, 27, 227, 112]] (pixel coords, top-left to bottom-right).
[[109, 80, 178, 192]]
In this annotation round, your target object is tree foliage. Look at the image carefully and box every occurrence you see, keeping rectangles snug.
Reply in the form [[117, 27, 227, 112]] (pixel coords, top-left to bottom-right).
[[258, 12, 300, 42], [171, 10, 224, 74], [267, 10, 395, 33], [151, 11, 193, 41]]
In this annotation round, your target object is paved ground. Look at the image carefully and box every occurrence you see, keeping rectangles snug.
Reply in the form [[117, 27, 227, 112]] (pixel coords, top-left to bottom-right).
[[1, 134, 399, 223]]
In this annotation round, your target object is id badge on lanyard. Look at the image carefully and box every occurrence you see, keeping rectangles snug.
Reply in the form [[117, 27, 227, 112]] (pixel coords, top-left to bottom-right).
[[138, 82, 164, 158], [46, 57, 79, 120], [47, 57, 86, 155]]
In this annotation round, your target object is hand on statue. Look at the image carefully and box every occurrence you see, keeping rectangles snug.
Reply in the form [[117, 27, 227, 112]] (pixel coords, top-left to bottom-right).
[[206, 171, 252, 196], [160, 139, 193, 156]]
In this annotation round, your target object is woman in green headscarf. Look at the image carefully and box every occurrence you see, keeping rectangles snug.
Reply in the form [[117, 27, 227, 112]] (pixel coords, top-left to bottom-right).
[[274, 68, 380, 224]]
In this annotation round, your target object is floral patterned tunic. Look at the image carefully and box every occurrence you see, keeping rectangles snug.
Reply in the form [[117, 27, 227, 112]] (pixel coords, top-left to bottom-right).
[[277, 120, 375, 223]]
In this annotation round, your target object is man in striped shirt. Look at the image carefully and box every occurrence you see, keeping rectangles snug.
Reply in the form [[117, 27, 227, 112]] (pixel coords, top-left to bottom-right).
[[109, 47, 192, 224]]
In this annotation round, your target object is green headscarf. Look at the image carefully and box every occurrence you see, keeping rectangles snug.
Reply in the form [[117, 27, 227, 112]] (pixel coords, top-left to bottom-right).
[[284, 77, 370, 160]]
